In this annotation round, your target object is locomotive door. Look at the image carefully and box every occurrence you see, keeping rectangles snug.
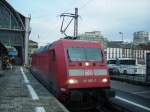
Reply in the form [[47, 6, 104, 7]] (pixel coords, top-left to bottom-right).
[[49, 49, 57, 76], [49, 49, 58, 92]]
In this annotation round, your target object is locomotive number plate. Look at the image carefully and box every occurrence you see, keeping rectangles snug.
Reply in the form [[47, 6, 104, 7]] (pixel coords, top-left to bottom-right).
[[83, 78, 97, 83], [85, 70, 93, 76]]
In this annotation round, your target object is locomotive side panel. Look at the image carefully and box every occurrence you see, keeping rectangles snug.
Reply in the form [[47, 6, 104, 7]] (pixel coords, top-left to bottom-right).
[[31, 46, 60, 95], [48, 48, 60, 94], [52, 42, 68, 95]]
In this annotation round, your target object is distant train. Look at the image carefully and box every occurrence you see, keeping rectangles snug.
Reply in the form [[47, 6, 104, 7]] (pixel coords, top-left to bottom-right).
[[31, 39, 115, 104]]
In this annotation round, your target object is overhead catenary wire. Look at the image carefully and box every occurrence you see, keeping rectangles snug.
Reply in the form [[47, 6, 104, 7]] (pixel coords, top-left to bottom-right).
[[62, 0, 95, 13], [79, 0, 95, 11]]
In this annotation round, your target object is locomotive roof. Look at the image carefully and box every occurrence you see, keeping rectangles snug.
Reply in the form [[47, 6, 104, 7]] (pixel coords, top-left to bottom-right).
[[34, 43, 53, 54], [61, 38, 99, 43], [34, 39, 100, 54]]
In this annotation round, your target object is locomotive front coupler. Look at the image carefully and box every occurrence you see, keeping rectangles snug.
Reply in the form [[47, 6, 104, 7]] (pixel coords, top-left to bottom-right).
[[97, 88, 116, 103]]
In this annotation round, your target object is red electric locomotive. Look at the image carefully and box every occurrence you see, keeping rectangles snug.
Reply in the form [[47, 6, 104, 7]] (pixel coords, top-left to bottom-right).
[[31, 39, 115, 104]]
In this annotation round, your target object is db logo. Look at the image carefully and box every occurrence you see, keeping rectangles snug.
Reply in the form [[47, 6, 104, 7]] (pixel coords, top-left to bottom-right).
[[85, 70, 93, 76]]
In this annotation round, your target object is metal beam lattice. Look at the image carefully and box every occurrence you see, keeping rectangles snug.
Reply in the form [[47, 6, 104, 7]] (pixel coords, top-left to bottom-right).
[[60, 8, 79, 38]]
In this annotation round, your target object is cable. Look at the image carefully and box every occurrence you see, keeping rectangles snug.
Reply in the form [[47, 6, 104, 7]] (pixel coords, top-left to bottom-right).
[[62, 0, 77, 13], [34, 0, 77, 19], [79, 0, 95, 11]]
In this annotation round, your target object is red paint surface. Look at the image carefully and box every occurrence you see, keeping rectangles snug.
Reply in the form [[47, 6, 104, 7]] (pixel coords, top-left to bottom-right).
[[32, 39, 110, 95]]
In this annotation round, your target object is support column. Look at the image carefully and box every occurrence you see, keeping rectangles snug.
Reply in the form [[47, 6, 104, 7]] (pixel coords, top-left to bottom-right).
[[24, 17, 30, 65]]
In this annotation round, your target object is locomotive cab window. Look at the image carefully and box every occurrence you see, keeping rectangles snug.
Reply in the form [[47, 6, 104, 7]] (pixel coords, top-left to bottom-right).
[[67, 48, 103, 61]]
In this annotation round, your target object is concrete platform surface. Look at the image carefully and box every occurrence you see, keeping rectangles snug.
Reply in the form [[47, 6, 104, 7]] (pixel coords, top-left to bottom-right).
[[0, 66, 69, 112], [111, 80, 150, 112], [112, 80, 150, 99]]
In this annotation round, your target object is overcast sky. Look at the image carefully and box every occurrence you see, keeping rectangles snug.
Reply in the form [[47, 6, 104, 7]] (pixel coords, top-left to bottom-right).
[[7, 0, 150, 46]]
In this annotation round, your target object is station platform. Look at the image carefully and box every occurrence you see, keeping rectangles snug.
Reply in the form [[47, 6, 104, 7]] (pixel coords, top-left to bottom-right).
[[0, 66, 69, 112], [111, 80, 150, 112], [112, 80, 150, 99]]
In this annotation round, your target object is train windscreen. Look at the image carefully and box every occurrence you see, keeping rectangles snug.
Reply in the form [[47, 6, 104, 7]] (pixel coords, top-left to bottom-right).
[[67, 48, 103, 61]]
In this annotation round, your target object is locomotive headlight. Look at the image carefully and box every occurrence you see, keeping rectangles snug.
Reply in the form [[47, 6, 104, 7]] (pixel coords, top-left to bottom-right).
[[68, 79, 78, 84], [102, 78, 108, 83], [85, 62, 90, 66]]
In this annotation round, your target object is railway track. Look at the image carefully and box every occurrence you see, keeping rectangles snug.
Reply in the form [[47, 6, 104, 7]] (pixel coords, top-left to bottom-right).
[[66, 98, 135, 112], [96, 102, 132, 112], [96, 98, 137, 112]]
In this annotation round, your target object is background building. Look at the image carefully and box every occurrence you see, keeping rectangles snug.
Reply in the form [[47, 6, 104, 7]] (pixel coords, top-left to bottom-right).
[[77, 31, 108, 48], [28, 40, 38, 65], [29, 40, 38, 55], [133, 31, 149, 44], [0, 0, 30, 65], [107, 41, 150, 64]]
